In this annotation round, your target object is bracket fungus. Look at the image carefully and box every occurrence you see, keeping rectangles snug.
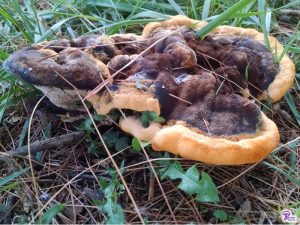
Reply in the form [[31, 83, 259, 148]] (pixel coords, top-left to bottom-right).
[[3, 16, 295, 165], [3, 36, 111, 110]]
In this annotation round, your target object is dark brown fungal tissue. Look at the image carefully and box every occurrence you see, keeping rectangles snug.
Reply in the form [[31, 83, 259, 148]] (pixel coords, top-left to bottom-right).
[[108, 29, 279, 137], [73, 35, 120, 63], [3, 28, 279, 137], [110, 34, 145, 55], [3, 46, 105, 89]]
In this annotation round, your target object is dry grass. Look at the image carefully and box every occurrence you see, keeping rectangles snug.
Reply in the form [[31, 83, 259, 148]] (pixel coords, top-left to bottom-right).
[[1, 102, 299, 224]]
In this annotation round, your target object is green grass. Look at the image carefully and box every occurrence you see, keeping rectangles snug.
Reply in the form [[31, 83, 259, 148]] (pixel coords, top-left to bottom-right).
[[0, 0, 299, 224], [196, 0, 256, 38]]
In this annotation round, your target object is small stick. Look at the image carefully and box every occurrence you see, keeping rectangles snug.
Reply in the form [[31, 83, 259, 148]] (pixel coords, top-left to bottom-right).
[[148, 175, 155, 201], [0, 131, 85, 159], [280, 9, 300, 17]]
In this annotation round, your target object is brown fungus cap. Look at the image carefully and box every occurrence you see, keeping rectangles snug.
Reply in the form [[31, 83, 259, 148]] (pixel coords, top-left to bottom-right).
[[3, 39, 111, 110], [74, 35, 120, 63], [3, 16, 294, 164], [142, 15, 295, 101], [89, 16, 293, 165], [106, 50, 280, 164]]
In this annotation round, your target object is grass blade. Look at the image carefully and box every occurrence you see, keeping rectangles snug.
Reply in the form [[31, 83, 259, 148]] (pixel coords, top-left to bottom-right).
[[9, 0, 34, 32], [284, 92, 300, 126], [131, 11, 170, 19], [232, 0, 256, 26], [196, 0, 255, 38], [0, 6, 33, 42], [0, 81, 15, 122], [0, 168, 29, 186], [258, 0, 270, 49], [288, 46, 300, 53], [276, 0, 300, 10], [127, 0, 178, 13], [87, 0, 171, 22], [233, 11, 265, 19], [202, 0, 211, 20], [36, 17, 74, 43], [265, 7, 272, 33], [26, 0, 44, 40], [0, 48, 8, 60], [263, 162, 300, 186], [87, 18, 163, 34], [86, 1, 141, 13], [18, 119, 30, 148], [277, 30, 300, 63], [38, 204, 65, 224], [168, 0, 185, 15], [190, 0, 199, 20], [0, 87, 37, 122]]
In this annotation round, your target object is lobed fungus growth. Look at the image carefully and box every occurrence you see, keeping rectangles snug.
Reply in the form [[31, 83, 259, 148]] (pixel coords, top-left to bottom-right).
[[3, 16, 295, 165]]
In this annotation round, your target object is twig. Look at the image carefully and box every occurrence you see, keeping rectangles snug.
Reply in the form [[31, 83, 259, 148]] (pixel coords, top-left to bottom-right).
[[279, 9, 300, 17], [0, 131, 85, 159], [148, 175, 155, 201]]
